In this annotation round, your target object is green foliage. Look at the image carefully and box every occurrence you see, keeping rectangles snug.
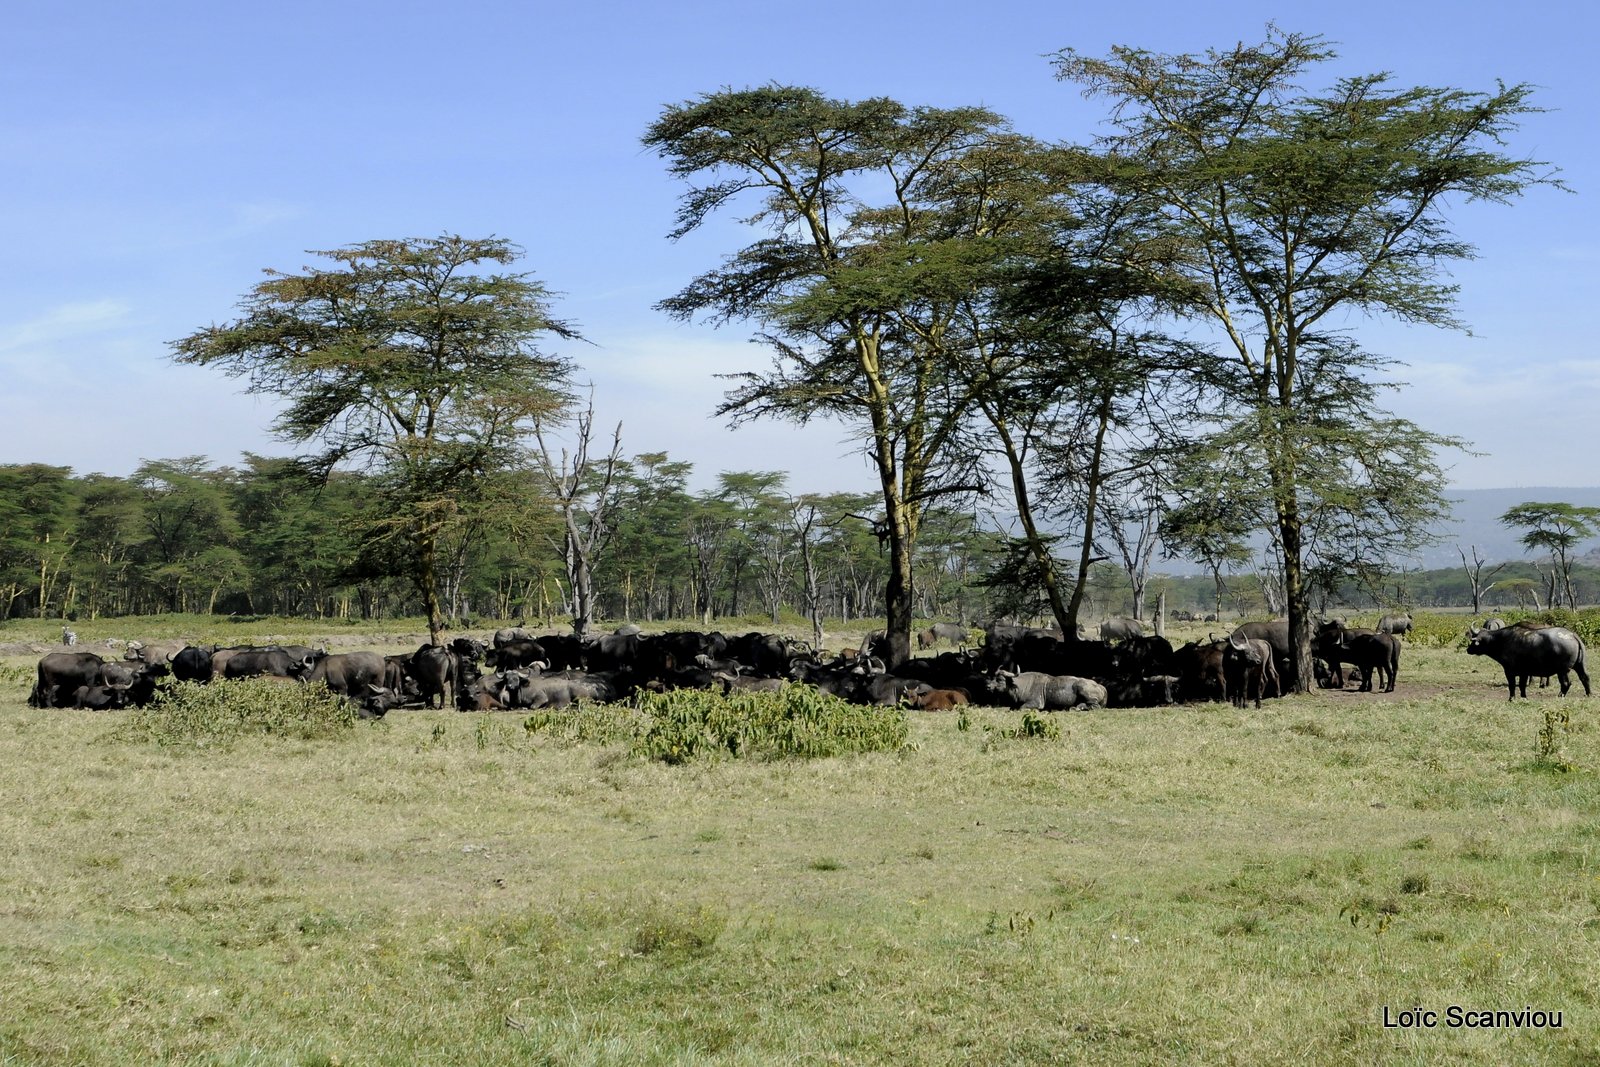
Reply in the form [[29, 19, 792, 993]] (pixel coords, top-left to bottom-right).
[[632, 684, 909, 764], [985, 710, 1062, 742], [1534, 706, 1574, 772], [521, 705, 639, 747], [1396, 613, 1470, 649], [1500, 502, 1600, 608], [1055, 29, 1552, 687], [111, 678, 355, 748]]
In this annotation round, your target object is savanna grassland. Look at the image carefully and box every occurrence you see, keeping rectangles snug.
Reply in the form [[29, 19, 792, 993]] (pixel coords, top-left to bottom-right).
[[1, 618, 1598, 1065]]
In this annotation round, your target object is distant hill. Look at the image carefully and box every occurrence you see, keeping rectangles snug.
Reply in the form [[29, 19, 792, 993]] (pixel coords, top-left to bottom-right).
[[1422, 488, 1600, 570], [1156, 487, 1600, 576]]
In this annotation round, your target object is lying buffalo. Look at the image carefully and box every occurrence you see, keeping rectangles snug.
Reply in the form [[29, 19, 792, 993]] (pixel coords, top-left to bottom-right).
[[1466, 622, 1590, 701], [994, 670, 1107, 711], [223, 648, 316, 681]]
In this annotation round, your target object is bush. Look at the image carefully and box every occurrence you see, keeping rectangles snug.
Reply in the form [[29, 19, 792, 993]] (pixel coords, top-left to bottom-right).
[[983, 710, 1061, 742], [1403, 613, 1472, 649], [522, 704, 640, 747], [110, 678, 356, 748], [631, 684, 909, 764]]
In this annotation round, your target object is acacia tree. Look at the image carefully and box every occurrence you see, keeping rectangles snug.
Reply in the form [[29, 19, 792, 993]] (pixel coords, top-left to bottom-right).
[[172, 235, 579, 643], [1500, 502, 1600, 609], [645, 88, 995, 667], [1054, 29, 1553, 689]]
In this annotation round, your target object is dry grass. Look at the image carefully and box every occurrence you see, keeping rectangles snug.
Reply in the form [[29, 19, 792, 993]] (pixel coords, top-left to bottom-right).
[[1, 630, 1598, 1063]]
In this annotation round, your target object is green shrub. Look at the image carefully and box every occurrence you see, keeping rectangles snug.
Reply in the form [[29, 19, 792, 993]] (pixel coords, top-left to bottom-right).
[[110, 678, 355, 748], [984, 710, 1061, 742], [631, 684, 909, 764], [522, 704, 640, 747], [1404, 613, 1472, 649]]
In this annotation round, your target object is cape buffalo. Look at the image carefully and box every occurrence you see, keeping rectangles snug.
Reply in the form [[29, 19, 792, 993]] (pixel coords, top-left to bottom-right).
[[1099, 617, 1146, 642], [1466, 622, 1590, 700], [304, 652, 389, 697], [1377, 613, 1413, 636], [1225, 633, 1280, 709], [30, 651, 107, 708], [916, 622, 969, 650], [994, 670, 1108, 711], [410, 644, 456, 709]]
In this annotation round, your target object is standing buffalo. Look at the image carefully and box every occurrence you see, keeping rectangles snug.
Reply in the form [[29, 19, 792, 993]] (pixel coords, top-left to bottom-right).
[[1466, 623, 1590, 700], [1172, 639, 1227, 703], [1314, 622, 1400, 692], [410, 644, 456, 709], [30, 651, 108, 707], [1224, 633, 1280, 709], [916, 623, 969, 650], [304, 652, 389, 696], [1231, 619, 1292, 685], [1098, 617, 1146, 642], [1339, 631, 1400, 693], [1377, 614, 1413, 636]]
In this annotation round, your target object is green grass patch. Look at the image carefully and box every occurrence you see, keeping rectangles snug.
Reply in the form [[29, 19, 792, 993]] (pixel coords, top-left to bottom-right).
[[3, 619, 1600, 1062]]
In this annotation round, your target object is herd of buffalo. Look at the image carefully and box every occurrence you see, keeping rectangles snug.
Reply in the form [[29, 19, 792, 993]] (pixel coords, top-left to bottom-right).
[[20, 611, 1592, 716]]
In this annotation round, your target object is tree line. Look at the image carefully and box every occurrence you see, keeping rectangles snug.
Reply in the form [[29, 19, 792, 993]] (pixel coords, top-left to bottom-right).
[[0, 457, 1000, 631], [6, 455, 1595, 631]]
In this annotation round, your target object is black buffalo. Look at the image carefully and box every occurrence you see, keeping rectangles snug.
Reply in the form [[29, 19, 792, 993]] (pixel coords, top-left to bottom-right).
[[171, 645, 215, 684], [30, 651, 108, 708], [223, 648, 315, 680], [1224, 634, 1280, 709], [410, 644, 456, 709], [1314, 623, 1400, 692], [1466, 622, 1590, 700], [304, 652, 389, 696]]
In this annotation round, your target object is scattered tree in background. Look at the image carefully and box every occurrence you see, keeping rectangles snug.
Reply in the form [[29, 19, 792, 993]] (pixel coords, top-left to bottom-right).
[[1500, 502, 1600, 610]]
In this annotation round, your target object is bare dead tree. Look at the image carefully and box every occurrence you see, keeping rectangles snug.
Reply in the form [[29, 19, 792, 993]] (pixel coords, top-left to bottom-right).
[[1457, 545, 1509, 615], [532, 402, 623, 639]]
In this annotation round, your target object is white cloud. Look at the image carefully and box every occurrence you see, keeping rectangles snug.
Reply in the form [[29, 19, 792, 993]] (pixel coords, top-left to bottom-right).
[[1392, 357, 1600, 489], [579, 328, 879, 495], [0, 300, 134, 355]]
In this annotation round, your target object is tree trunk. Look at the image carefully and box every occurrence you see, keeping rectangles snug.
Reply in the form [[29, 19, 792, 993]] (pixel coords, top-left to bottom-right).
[[417, 531, 444, 645], [1280, 509, 1313, 695], [1064, 403, 1114, 632]]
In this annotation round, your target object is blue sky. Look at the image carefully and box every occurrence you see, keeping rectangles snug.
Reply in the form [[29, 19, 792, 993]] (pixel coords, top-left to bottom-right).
[[2, 0, 1595, 494]]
